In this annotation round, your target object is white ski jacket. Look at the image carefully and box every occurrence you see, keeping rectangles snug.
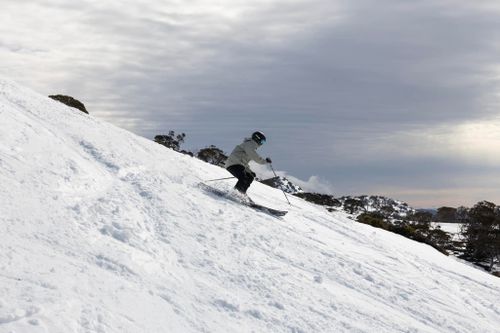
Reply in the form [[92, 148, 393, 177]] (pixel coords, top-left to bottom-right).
[[225, 138, 267, 172]]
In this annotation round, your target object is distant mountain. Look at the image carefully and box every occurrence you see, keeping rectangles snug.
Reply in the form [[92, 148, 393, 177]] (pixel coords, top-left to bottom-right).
[[338, 195, 415, 219], [294, 192, 415, 219], [259, 176, 303, 194], [417, 208, 438, 215]]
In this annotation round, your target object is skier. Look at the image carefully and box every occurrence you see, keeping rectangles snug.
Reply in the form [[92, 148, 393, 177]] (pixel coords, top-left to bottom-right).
[[225, 131, 272, 195]]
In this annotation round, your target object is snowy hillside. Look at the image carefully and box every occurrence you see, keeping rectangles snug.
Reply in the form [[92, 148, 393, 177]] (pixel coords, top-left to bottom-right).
[[1, 78, 500, 333], [337, 195, 415, 218], [294, 192, 415, 219]]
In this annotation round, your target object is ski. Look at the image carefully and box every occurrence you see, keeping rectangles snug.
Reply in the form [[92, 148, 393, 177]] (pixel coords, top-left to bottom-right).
[[248, 202, 288, 217], [198, 183, 288, 217]]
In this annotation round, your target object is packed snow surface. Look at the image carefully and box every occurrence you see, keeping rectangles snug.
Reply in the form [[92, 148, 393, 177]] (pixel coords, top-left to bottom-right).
[[1, 78, 500, 333]]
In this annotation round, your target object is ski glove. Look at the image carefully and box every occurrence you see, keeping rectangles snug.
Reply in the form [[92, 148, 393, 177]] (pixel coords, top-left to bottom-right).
[[265, 157, 272, 164]]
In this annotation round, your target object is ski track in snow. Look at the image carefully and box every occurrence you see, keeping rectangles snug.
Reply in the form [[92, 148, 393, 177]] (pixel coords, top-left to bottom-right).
[[1, 78, 500, 333]]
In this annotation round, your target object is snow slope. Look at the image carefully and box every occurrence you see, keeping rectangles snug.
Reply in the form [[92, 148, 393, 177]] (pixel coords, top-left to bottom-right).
[[1, 78, 499, 333]]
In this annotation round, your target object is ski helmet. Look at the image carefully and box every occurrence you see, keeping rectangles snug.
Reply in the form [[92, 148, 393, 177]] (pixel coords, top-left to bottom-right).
[[251, 131, 266, 145]]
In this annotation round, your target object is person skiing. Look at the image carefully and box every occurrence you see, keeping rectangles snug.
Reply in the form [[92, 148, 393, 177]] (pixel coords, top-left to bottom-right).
[[225, 131, 272, 194]]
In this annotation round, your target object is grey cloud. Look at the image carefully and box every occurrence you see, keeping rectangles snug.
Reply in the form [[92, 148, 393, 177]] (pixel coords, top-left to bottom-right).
[[2, 0, 500, 206]]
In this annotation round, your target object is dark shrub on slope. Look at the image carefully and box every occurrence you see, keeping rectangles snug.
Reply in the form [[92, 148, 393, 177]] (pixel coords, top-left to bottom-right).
[[49, 94, 88, 114], [294, 193, 341, 208]]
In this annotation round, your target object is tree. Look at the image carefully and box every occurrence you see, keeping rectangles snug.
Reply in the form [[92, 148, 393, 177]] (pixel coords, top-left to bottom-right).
[[154, 131, 186, 152], [455, 206, 469, 223], [427, 227, 452, 252], [294, 193, 341, 208], [343, 198, 364, 215], [409, 211, 433, 223], [460, 201, 500, 271], [197, 145, 227, 167], [435, 206, 457, 222], [379, 205, 395, 218], [357, 212, 388, 229]]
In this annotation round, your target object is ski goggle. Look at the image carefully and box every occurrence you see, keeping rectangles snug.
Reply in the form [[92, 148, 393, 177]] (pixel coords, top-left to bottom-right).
[[259, 138, 266, 145]]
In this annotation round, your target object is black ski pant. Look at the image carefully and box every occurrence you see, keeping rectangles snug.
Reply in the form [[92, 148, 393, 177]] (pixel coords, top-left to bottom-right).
[[226, 164, 255, 194]]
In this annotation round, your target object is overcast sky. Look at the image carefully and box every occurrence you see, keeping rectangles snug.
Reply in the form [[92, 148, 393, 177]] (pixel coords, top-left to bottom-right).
[[2, 0, 500, 208]]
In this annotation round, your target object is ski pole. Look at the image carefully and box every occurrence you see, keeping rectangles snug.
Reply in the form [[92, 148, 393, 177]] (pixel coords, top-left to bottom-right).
[[269, 163, 291, 206], [204, 176, 235, 182]]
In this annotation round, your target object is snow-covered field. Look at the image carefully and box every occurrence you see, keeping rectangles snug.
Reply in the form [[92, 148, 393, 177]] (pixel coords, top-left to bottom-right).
[[433, 223, 463, 242], [1, 78, 500, 333]]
